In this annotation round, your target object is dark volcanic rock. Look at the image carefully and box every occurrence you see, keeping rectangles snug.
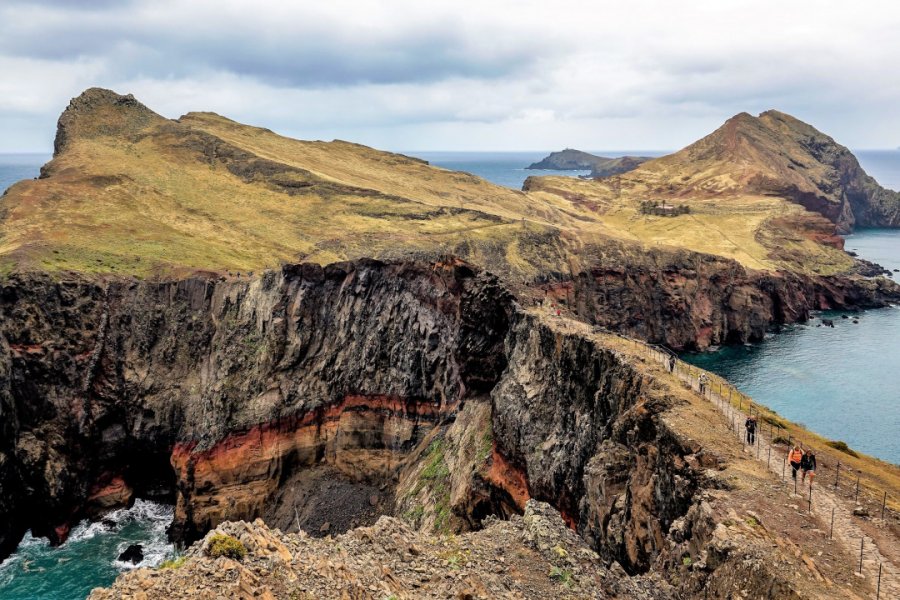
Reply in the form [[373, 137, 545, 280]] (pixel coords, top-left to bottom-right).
[[491, 312, 697, 573], [0, 259, 513, 551], [117, 544, 143, 565], [537, 243, 900, 351], [0, 253, 897, 583], [526, 148, 651, 177], [528, 148, 608, 170]]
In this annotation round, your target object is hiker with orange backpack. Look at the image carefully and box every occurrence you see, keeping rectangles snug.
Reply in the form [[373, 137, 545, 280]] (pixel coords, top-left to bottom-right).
[[788, 445, 804, 480]]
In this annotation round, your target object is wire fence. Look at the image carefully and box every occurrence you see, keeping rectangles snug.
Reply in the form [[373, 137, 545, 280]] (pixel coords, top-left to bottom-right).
[[620, 337, 897, 598]]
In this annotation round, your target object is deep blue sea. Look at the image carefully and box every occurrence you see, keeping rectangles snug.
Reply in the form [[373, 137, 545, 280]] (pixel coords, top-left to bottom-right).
[[410, 150, 667, 190], [0, 153, 48, 193], [0, 149, 899, 598]]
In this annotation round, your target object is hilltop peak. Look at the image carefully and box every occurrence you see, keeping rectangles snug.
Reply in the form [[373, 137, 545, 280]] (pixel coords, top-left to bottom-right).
[[53, 88, 161, 156], [639, 109, 900, 232]]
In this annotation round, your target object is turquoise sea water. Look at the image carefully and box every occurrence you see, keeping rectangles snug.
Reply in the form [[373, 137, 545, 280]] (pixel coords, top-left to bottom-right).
[[684, 229, 900, 465], [0, 150, 898, 597], [0, 501, 174, 600]]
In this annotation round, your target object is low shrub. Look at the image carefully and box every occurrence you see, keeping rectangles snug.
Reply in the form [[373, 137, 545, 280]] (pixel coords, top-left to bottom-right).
[[826, 440, 859, 458], [760, 414, 785, 428], [206, 534, 247, 560], [159, 555, 186, 569]]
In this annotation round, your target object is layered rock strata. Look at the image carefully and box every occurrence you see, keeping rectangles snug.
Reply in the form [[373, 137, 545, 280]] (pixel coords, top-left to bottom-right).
[[0, 256, 704, 578], [0, 259, 511, 552]]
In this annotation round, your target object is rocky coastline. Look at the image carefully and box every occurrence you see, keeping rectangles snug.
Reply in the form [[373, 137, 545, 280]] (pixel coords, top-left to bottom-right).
[[0, 254, 895, 570]]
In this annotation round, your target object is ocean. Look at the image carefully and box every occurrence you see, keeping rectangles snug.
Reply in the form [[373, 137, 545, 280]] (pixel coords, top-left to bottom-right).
[[410, 150, 667, 190], [0, 501, 174, 600], [0, 149, 898, 597]]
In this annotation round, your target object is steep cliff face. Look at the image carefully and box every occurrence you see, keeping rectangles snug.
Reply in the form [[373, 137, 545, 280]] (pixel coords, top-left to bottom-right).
[[491, 313, 698, 573], [0, 255, 714, 583], [8, 256, 885, 599], [0, 259, 512, 550], [538, 245, 899, 351]]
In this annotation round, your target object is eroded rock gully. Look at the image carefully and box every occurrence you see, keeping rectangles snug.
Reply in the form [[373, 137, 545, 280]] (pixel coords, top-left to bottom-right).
[[0, 256, 883, 595]]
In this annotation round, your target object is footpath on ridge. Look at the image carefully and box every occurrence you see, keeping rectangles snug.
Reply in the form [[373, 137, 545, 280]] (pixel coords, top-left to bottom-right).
[[638, 343, 900, 599]]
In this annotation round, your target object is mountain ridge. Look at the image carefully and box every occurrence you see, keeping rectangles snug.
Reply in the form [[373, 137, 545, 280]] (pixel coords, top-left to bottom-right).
[[632, 109, 900, 232]]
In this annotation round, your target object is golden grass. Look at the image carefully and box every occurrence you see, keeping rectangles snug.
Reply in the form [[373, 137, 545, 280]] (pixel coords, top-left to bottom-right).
[[525, 175, 855, 276], [0, 103, 858, 280]]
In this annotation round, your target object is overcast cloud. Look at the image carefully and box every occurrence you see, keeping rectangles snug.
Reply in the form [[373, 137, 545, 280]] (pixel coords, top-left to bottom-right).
[[1, 0, 899, 152]]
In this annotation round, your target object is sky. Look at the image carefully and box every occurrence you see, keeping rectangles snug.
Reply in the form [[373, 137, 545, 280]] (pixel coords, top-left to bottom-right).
[[1, 0, 900, 153]]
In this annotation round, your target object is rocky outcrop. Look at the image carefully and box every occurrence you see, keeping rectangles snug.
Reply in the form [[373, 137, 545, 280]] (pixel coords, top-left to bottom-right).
[[527, 148, 651, 177], [90, 501, 676, 600], [50, 87, 160, 160], [491, 313, 698, 573]]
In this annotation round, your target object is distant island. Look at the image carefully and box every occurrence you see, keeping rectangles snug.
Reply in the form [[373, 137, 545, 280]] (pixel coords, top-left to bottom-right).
[[526, 148, 652, 177]]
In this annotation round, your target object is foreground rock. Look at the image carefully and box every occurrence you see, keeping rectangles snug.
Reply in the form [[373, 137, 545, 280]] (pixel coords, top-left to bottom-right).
[[89, 501, 673, 600]]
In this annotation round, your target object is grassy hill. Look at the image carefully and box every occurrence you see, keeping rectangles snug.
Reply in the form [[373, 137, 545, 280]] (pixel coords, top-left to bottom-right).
[[0, 89, 894, 280]]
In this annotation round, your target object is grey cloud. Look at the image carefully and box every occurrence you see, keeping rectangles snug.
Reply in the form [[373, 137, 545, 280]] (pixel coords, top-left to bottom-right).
[[5, 0, 137, 9], [0, 5, 556, 87]]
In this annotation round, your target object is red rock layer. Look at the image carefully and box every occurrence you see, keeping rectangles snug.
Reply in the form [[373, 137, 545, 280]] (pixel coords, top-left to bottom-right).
[[484, 445, 531, 511], [170, 394, 450, 539]]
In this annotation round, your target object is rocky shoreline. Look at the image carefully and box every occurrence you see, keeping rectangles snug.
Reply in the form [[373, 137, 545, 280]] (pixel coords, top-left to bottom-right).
[[2, 256, 898, 560]]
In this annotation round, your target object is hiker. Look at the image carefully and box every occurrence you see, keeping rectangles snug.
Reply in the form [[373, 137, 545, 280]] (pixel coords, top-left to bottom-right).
[[801, 450, 817, 484], [745, 415, 758, 445], [668, 355, 676, 373], [698, 373, 709, 395], [788, 445, 804, 480]]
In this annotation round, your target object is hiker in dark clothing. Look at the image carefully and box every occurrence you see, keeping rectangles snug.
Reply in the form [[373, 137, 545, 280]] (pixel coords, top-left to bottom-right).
[[801, 451, 817, 484], [745, 415, 758, 445], [668, 355, 676, 373]]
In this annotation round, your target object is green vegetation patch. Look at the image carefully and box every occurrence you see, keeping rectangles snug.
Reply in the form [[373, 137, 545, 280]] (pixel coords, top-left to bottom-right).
[[826, 440, 859, 458], [159, 555, 187, 569], [206, 533, 247, 560], [412, 438, 453, 534], [549, 565, 574, 587]]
